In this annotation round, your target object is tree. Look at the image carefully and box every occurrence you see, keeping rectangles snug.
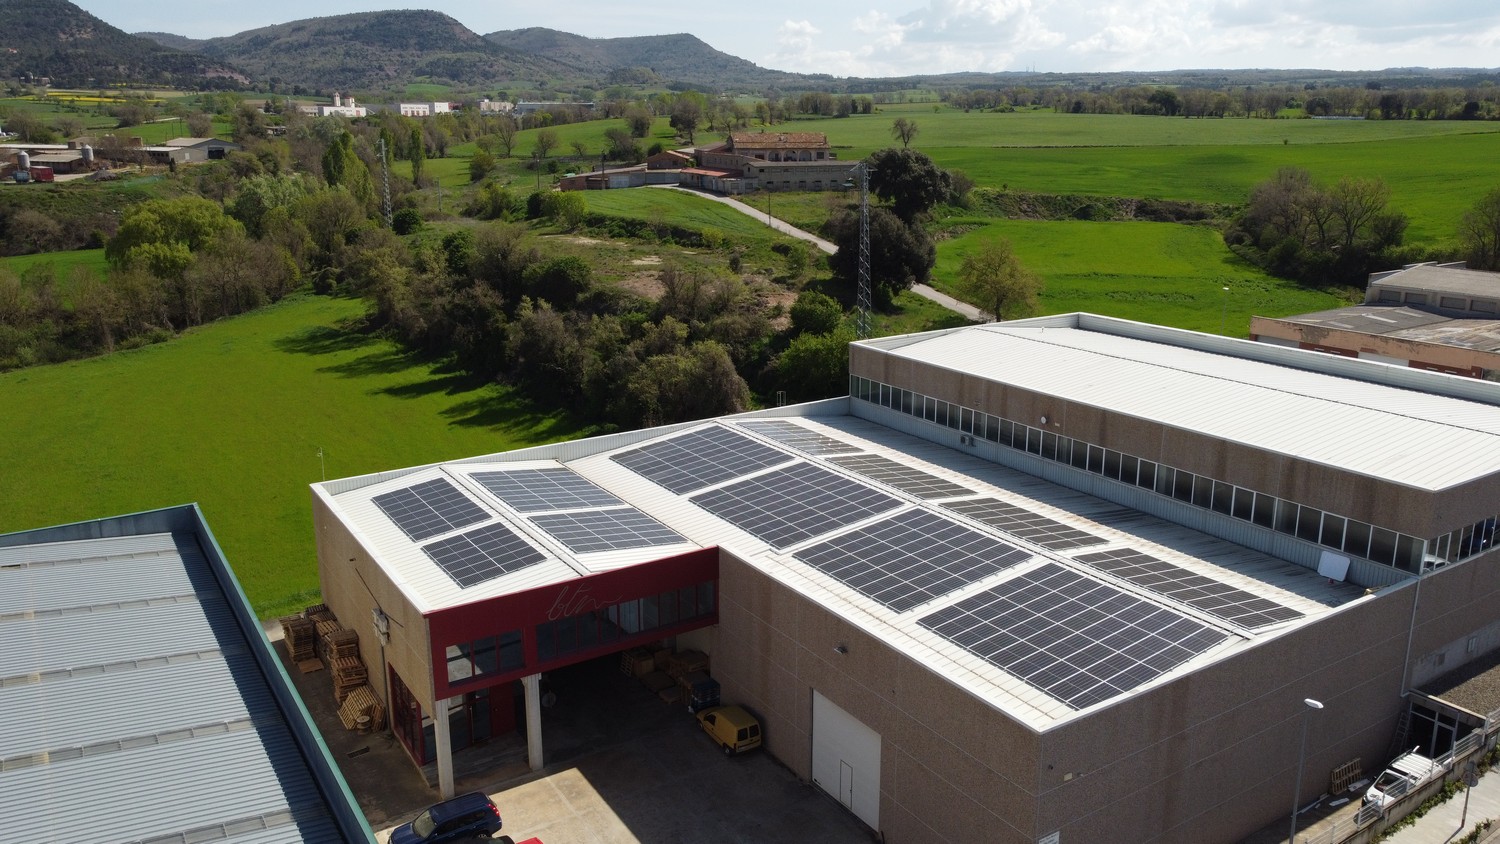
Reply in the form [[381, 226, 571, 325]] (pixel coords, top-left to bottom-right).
[[228, 173, 309, 237], [106, 197, 244, 272], [1459, 187, 1500, 270], [670, 94, 703, 143], [625, 106, 653, 138], [789, 290, 843, 336], [956, 237, 1043, 321], [533, 129, 558, 160], [493, 115, 518, 157], [187, 112, 214, 137], [469, 149, 495, 182], [408, 126, 426, 185], [826, 206, 935, 308], [867, 148, 953, 225], [775, 328, 853, 402], [891, 117, 919, 148], [570, 140, 589, 159], [521, 256, 592, 307], [541, 192, 587, 230]]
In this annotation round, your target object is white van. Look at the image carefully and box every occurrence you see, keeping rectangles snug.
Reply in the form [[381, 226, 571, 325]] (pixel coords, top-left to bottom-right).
[[1364, 749, 1443, 810]]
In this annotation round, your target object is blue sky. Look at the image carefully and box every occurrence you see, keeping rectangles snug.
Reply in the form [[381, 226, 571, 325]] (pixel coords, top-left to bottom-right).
[[76, 0, 1500, 77]]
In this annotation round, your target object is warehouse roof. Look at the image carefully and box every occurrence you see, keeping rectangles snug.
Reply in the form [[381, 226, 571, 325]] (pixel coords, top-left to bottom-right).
[[1369, 263, 1500, 299], [860, 315, 1500, 491], [318, 405, 1361, 729], [0, 506, 372, 844], [1267, 305, 1500, 352]]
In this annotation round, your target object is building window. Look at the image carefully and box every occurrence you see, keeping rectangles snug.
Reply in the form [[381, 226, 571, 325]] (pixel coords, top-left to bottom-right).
[[537, 580, 717, 663], [1473, 300, 1497, 314], [447, 631, 521, 685], [1440, 297, 1465, 310]]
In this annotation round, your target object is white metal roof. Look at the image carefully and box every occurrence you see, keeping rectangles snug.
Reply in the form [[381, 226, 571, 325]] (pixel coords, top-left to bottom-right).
[[867, 321, 1500, 491], [0, 524, 368, 843], [321, 411, 1363, 731]]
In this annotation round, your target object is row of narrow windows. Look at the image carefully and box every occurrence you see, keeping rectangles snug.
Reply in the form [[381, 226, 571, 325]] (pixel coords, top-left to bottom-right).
[[851, 376, 1498, 574]]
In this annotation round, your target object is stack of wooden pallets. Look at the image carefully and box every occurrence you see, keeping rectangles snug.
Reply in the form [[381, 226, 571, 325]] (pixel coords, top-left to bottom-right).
[[280, 615, 317, 664], [333, 656, 368, 703]]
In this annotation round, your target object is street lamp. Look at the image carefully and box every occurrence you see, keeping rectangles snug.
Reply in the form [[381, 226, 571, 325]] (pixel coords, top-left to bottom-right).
[[1289, 698, 1325, 844]]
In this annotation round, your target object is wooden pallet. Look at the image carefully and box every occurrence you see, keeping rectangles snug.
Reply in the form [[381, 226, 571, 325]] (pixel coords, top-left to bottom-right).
[[326, 628, 360, 661], [1332, 758, 1363, 793], [667, 650, 709, 679], [338, 685, 378, 730], [620, 648, 653, 677]]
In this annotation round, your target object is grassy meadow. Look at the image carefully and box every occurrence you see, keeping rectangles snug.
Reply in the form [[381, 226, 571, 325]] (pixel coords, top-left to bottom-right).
[[0, 294, 590, 617]]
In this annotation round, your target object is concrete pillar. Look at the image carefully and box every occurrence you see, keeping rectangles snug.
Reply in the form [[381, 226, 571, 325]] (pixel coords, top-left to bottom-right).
[[523, 673, 544, 772], [434, 696, 455, 799]]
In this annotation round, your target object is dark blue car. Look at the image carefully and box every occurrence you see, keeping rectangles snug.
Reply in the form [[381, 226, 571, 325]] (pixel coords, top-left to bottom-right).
[[390, 792, 503, 844]]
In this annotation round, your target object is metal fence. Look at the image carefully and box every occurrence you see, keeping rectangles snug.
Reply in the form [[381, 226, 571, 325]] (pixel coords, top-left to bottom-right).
[[1297, 715, 1495, 844]]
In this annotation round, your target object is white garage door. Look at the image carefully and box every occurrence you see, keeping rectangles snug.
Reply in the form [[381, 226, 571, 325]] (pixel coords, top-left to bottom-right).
[[812, 690, 881, 829]]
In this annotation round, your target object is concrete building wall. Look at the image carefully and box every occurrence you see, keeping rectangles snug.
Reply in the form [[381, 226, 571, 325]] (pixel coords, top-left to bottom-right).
[[848, 345, 1497, 538], [312, 492, 431, 707]]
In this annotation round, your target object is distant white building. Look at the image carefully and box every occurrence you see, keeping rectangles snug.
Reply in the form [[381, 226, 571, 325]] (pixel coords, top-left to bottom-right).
[[478, 99, 514, 114], [397, 102, 452, 118], [299, 92, 367, 119]]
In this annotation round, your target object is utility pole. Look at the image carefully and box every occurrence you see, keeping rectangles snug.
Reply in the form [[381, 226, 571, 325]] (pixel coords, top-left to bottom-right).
[[378, 137, 392, 228]]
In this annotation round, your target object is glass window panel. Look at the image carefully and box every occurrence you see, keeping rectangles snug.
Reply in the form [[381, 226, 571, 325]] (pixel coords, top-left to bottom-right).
[[473, 636, 498, 675], [599, 610, 620, 643], [1344, 520, 1372, 558], [1320, 515, 1345, 549], [1041, 432, 1059, 461], [1191, 475, 1214, 509], [1120, 455, 1138, 486], [923, 396, 936, 422], [1252, 493, 1276, 528], [1370, 527, 1398, 565], [1054, 436, 1072, 465], [1026, 427, 1042, 454], [698, 581, 715, 615], [1155, 465, 1175, 496], [679, 586, 697, 617], [1103, 450, 1123, 481], [577, 615, 598, 648], [659, 590, 680, 626], [985, 414, 1000, 442], [998, 419, 1014, 447], [1211, 481, 1234, 515], [1173, 469, 1195, 502], [1231, 487, 1254, 521], [618, 599, 641, 634], [1274, 500, 1299, 535], [1070, 438, 1089, 469], [499, 631, 523, 670], [934, 402, 949, 427], [1088, 445, 1106, 475], [1296, 505, 1322, 542], [536, 622, 556, 661], [960, 408, 974, 434], [1137, 460, 1156, 490], [947, 404, 962, 429], [555, 618, 576, 654], [1395, 535, 1424, 572], [641, 594, 659, 630]]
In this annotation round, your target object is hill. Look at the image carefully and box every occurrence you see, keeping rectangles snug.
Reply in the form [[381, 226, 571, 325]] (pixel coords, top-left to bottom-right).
[[187, 10, 579, 92], [0, 0, 246, 88], [485, 27, 815, 91], [134, 31, 206, 52]]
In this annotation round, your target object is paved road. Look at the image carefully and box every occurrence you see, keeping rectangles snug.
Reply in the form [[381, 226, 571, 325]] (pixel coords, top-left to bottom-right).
[[654, 185, 989, 323]]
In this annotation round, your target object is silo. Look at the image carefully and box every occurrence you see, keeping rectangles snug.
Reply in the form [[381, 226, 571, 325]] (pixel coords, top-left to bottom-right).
[[17, 151, 30, 170], [82, 145, 94, 165]]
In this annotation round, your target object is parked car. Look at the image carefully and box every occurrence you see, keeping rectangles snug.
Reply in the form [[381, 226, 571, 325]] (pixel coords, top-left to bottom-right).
[[696, 704, 762, 755], [1363, 749, 1443, 811], [390, 792, 502, 843]]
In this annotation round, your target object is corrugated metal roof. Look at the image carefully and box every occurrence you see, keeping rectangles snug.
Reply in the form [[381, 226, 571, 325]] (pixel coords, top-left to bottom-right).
[[876, 323, 1500, 490], [1371, 264, 1500, 298], [0, 523, 368, 843], [321, 414, 1364, 731]]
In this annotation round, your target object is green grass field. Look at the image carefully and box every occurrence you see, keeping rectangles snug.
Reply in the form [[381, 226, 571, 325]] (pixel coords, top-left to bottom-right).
[[580, 188, 805, 246], [931, 219, 1348, 332], [0, 294, 591, 618], [3, 248, 109, 286]]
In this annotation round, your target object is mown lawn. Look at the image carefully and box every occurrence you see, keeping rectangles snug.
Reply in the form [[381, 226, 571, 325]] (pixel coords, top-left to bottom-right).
[[0, 294, 591, 618], [3, 248, 109, 287], [931, 219, 1350, 333]]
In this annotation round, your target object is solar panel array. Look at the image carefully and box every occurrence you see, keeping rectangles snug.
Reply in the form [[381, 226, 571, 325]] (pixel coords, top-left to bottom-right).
[[373, 478, 490, 542], [530, 509, 685, 554], [737, 420, 861, 455], [794, 509, 1033, 612], [1074, 548, 1304, 629], [942, 497, 1105, 551], [919, 563, 1229, 709], [612, 426, 789, 493], [693, 461, 903, 550], [828, 454, 974, 500], [422, 523, 547, 588], [472, 467, 622, 513]]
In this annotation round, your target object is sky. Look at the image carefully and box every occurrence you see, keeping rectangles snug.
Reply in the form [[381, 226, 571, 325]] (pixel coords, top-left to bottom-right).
[[75, 0, 1500, 78]]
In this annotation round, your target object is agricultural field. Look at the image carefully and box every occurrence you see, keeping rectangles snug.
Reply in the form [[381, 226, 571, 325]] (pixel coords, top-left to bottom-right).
[[580, 188, 807, 248], [932, 219, 1349, 332], [0, 294, 591, 617]]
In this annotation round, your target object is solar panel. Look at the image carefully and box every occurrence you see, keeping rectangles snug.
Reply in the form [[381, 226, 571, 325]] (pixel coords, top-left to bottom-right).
[[530, 508, 687, 554], [471, 467, 623, 513], [372, 478, 490, 542], [1074, 548, 1304, 629], [794, 509, 1033, 612], [737, 420, 861, 455], [612, 426, 790, 494], [942, 497, 1106, 551], [422, 523, 547, 588], [693, 462, 902, 550], [827, 454, 974, 499], [919, 563, 1229, 710]]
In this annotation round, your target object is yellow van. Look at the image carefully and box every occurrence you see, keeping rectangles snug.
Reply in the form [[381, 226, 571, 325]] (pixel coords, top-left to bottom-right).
[[696, 705, 762, 756]]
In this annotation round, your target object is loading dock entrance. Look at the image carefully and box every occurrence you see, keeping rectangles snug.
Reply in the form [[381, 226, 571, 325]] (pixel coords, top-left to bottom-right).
[[812, 690, 881, 829]]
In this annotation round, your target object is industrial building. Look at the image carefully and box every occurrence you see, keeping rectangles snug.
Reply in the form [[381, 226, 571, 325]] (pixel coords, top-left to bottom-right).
[[1252, 262, 1500, 379], [1, 505, 373, 843], [312, 314, 1500, 843]]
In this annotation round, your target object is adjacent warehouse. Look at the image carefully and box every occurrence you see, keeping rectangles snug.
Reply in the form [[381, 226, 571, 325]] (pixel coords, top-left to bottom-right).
[[0, 505, 373, 844], [312, 314, 1500, 843]]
